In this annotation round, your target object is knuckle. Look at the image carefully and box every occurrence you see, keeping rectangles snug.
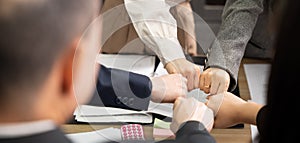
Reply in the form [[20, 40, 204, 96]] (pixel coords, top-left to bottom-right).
[[204, 89, 210, 94], [207, 72, 214, 77]]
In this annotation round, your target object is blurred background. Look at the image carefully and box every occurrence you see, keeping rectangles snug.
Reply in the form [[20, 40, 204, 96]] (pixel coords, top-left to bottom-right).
[[191, 0, 226, 55]]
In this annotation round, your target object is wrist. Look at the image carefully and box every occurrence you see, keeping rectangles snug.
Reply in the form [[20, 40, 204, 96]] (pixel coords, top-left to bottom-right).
[[164, 58, 186, 72], [238, 101, 263, 125], [149, 78, 158, 101], [149, 77, 164, 103]]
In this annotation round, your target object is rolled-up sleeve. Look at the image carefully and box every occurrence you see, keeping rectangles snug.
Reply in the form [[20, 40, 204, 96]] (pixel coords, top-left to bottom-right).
[[124, 0, 186, 65]]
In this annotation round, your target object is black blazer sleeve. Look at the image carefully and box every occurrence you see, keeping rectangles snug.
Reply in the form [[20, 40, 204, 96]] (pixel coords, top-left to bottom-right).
[[173, 121, 216, 143], [96, 65, 152, 111], [256, 105, 268, 142]]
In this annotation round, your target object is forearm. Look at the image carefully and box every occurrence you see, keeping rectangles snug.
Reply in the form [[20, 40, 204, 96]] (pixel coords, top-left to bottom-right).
[[206, 0, 264, 91], [238, 101, 263, 125], [172, 1, 195, 38]]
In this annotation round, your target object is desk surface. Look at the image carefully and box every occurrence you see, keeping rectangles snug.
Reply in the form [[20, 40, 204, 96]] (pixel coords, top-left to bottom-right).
[[62, 58, 270, 143]]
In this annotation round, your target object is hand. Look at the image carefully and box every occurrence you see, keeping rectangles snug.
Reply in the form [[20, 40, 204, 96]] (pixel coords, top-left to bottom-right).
[[170, 97, 214, 133], [199, 68, 230, 94], [206, 92, 263, 128], [150, 74, 188, 103], [165, 58, 201, 91]]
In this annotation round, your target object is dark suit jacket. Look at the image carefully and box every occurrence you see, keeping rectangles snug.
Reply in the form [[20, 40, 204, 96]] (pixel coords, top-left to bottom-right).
[[96, 65, 152, 111]]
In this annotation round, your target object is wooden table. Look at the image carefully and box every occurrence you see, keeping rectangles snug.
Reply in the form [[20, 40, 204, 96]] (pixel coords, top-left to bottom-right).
[[62, 58, 271, 143]]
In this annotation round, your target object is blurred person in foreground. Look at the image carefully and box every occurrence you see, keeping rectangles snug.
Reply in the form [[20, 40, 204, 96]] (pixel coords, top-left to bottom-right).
[[0, 0, 213, 143]]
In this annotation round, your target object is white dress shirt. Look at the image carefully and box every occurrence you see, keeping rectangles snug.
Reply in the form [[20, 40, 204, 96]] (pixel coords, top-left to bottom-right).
[[124, 0, 186, 65], [0, 120, 56, 138]]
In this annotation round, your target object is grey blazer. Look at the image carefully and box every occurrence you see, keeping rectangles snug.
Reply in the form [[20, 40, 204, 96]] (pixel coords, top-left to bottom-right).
[[205, 0, 275, 91]]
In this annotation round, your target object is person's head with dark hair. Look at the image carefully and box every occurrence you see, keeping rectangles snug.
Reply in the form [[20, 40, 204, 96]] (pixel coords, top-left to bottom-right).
[[0, 0, 101, 124]]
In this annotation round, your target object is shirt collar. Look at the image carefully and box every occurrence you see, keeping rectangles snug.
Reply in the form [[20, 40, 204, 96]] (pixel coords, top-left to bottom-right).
[[0, 120, 57, 138]]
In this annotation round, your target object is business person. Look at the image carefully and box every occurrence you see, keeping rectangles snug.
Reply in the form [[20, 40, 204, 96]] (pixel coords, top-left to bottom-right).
[[108, 0, 298, 142], [199, 0, 277, 94], [101, 0, 201, 92], [205, 1, 299, 142], [0, 0, 100, 142], [4, 0, 294, 142], [0, 0, 214, 143], [100, 0, 197, 56]]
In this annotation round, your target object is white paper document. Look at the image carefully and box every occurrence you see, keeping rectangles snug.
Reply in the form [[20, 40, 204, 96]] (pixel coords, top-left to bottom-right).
[[148, 101, 173, 118], [244, 64, 271, 105], [244, 63, 271, 143], [74, 105, 153, 123], [75, 87, 208, 123], [147, 88, 208, 118], [97, 54, 156, 77], [66, 127, 121, 143], [153, 62, 204, 77]]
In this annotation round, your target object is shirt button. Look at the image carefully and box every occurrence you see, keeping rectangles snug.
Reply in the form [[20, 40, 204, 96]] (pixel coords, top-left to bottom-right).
[[128, 98, 134, 106], [123, 97, 128, 105], [116, 97, 121, 105]]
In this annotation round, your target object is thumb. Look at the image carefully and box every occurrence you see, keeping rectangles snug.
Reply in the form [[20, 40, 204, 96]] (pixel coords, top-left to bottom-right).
[[165, 63, 178, 74]]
